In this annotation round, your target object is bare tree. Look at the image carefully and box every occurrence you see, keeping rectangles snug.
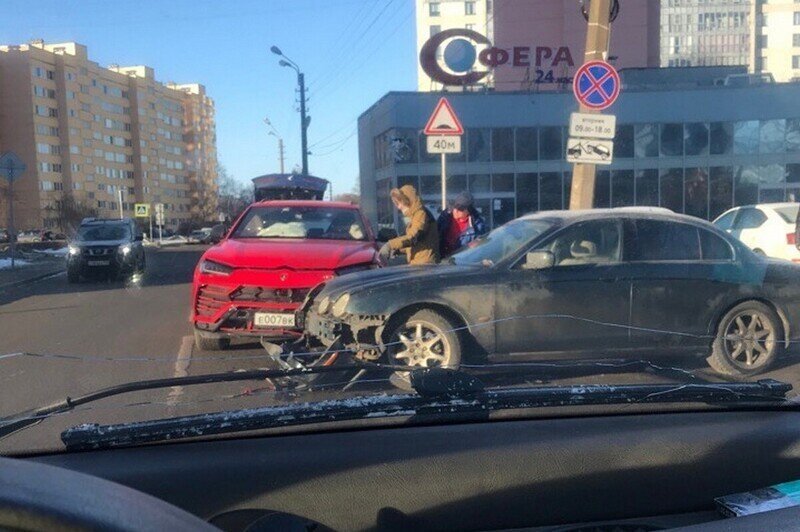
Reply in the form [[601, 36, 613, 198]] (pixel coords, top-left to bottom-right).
[[217, 163, 253, 223], [45, 193, 98, 235]]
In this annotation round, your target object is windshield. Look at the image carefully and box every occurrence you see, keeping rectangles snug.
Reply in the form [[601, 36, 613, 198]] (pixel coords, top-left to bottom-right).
[[450, 219, 554, 266], [231, 206, 367, 241], [774, 205, 799, 224], [2, 1, 800, 457], [75, 225, 130, 242]]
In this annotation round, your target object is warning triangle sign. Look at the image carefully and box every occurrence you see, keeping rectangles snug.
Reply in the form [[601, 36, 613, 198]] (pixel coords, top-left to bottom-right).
[[424, 97, 463, 136]]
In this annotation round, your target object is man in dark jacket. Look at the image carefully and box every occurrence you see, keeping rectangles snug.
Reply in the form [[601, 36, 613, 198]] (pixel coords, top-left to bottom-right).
[[379, 184, 440, 265], [437, 191, 487, 258]]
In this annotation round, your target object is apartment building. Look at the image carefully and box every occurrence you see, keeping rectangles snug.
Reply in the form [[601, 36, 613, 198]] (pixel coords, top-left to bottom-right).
[[0, 40, 217, 231], [756, 0, 800, 82], [416, 0, 493, 91]]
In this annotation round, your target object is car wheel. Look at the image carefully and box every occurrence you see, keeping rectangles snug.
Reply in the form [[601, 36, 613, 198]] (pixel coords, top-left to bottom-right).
[[707, 301, 782, 377], [67, 268, 80, 284], [194, 329, 230, 351], [385, 309, 462, 370]]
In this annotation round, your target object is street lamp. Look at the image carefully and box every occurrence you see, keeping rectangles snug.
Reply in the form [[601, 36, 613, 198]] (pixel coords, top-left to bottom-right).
[[271, 44, 309, 176], [264, 118, 285, 174]]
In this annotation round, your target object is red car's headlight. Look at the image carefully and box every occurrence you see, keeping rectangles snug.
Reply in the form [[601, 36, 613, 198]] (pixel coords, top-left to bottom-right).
[[199, 259, 233, 276]]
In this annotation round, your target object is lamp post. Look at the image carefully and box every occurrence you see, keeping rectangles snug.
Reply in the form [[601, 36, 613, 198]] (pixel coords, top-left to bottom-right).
[[271, 46, 309, 176], [264, 118, 285, 174]]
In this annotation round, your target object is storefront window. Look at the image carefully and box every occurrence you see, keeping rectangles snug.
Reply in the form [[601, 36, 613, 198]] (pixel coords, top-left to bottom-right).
[[634, 123, 659, 158], [660, 123, 683, 156], [447, 174, 467, 194], [491, 128, 514, 161], [710, 122, 733, 155], [660, 168, 684, 213], [539, 126, 562, 160], [492, 173, 514, 193], [611, 170, 634, 207], [594, 170, 611, 208], [615, 125, 634, 158], [733, 166, 760, 205], [733, 121, 759, 154], [635, 169, 659, 207], [467, 128, 490, 162], [420, 174, 441, 196], [397, 175, 418, 191], [539, 172, 563, 210], [376, 177, 393, 227], [516, 173, 538, 215], [389, 129, 418, 163], [515, 127, 538, 161], [418, 131, 437, 163], [468, 173, 490, 193], [684, 123, 709, 156], [787, 163, 800, 183], [786, 119, 800, 152], [684, 167, 709, 219], [709, 167, 733, 220], [760, 119, 786, 154]]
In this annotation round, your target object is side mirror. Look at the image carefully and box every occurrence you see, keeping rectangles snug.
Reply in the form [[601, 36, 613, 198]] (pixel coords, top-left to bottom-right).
[[522, 250, 555, 270], [377, 228, 398, 243]]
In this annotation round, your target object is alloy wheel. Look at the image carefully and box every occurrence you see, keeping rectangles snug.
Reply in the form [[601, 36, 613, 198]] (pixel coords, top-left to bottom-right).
[[722, 311, 775, 368], [391, 320, 452, 368]]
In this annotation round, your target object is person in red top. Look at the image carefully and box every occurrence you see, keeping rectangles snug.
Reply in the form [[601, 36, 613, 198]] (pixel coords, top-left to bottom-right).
[[436, 192, 487, 258]]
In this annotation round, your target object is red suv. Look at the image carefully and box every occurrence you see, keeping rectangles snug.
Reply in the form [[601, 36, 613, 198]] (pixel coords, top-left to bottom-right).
[[191, 200, 380, 350]]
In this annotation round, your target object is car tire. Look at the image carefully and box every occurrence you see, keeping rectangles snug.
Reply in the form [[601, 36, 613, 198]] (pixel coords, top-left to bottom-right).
[[67, 269, 80, 284], [707, 300, 782, 377], [385, 309, 463, 370], [194, 329, 230, 351]]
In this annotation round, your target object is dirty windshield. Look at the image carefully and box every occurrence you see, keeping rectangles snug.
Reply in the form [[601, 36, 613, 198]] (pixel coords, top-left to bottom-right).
[[2, 0, 800, 455]]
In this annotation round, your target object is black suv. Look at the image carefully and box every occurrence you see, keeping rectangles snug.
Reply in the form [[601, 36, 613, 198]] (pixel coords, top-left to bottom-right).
[[66, 218, 145, 283]]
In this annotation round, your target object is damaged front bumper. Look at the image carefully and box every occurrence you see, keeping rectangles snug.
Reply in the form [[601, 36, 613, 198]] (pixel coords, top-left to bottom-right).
[[305, 310, 389, 358]]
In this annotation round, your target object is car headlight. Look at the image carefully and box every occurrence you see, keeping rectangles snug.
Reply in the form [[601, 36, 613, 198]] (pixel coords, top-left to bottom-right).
[[118, 244, 131, 255], [335, 263, 377, 276], [331, 293, 350, 318], [317, 295, 331, 314], [68, 245, 81, 256], [199, 259, 233, 276]]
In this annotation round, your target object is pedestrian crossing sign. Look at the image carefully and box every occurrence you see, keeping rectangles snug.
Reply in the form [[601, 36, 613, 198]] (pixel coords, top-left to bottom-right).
[[134, 203, 149, 217]]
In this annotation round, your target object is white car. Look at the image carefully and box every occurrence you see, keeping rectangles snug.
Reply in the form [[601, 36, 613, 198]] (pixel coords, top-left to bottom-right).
[[712, 202, 800, 262]]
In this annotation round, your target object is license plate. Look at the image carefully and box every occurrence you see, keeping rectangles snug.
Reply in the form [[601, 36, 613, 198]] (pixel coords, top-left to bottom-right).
[[254, 312, 296, 328], [87, 260, 110, 266]]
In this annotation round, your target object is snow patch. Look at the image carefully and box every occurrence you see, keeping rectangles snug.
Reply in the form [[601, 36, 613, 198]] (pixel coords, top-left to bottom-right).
[[0, 258, 31, 269]]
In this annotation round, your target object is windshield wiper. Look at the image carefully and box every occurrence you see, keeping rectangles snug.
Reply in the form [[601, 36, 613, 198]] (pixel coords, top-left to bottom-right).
[[55, 369, 792, 451]]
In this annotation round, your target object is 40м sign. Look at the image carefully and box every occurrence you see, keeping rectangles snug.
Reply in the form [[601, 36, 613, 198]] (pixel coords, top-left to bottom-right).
[[420, 28, 575, 86]]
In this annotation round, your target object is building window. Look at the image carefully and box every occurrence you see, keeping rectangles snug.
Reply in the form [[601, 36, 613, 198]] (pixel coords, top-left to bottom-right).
[[69, 145, 80, 154], [54, 182, 64, 191], [794, 55, 800, 69], [795, 12, 800, 25], [429, 2, 440, 16], [466, 23, 475, 30], [758, 35, 768, 48], [465, 1, 476, 15], [430, 25, 441, 37]]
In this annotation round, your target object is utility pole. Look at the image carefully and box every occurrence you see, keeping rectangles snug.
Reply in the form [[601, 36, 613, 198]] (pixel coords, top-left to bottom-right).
[[118, 189, 124, 219], [299, 72, 309, 176], [264, 118, 285, 174], [278, 137, 285, 174], [569, 0, 612, 210]]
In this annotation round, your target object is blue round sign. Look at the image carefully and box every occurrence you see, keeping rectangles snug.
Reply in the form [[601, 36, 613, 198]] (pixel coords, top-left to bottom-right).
[[443, 38, 477, 73], [573, 60, 620, 111]]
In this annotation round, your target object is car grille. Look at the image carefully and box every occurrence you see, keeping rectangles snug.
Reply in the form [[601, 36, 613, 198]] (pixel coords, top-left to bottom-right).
[[230, 286, 309, 303], [82, 246, 116, 257], [195, 285, 229, 318]]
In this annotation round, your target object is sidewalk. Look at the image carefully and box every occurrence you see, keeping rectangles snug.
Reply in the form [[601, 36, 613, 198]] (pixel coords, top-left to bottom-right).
[[0, 258, 64, 290]]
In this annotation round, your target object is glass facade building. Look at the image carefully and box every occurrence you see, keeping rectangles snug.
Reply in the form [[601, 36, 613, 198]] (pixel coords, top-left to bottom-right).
[[358, 79, 800, 232]]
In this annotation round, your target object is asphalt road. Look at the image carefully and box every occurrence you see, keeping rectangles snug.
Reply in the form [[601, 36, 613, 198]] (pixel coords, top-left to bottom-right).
[[1, 246, 798, 453]]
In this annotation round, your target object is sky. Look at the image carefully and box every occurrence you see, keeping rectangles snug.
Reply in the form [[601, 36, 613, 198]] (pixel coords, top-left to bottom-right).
[[3, 0, 417, 195]]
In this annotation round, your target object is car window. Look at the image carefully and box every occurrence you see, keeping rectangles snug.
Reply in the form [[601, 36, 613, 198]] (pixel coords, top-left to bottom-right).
[[452, 219, 554, 266], [628, 219, 700, 261], [75, 225, 130, 241], [232, 206, 367, 241], [541, 220, 621, 266], [733, 208, 767, 229], [699, 229, 734, 261], [713, 210, 737, 231], [774, 205, 800, 224]]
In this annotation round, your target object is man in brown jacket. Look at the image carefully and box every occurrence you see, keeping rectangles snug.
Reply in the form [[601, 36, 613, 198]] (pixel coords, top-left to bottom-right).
[[379, 184, 440, 265]]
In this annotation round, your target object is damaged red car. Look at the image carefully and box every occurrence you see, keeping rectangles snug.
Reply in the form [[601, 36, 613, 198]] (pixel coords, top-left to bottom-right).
[[191, 200, 379, 350]]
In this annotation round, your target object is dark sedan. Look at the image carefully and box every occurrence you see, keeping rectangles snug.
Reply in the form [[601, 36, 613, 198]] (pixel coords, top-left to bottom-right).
[[301, 207, 800, 377]]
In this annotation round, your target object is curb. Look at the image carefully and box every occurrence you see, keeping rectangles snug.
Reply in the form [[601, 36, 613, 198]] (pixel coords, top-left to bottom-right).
[[0, 268, 64, 291]]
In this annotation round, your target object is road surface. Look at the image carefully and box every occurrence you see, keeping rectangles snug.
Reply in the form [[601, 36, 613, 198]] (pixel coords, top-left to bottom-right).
[[0, 246, 798, 453]]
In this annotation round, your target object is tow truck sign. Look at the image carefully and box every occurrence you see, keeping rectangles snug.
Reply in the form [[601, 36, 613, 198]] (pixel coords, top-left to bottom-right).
[[566, 138, 614, 165]]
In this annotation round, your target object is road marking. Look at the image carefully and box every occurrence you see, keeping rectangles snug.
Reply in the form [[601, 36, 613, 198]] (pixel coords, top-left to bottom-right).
[[167, 334, 194, 406]]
